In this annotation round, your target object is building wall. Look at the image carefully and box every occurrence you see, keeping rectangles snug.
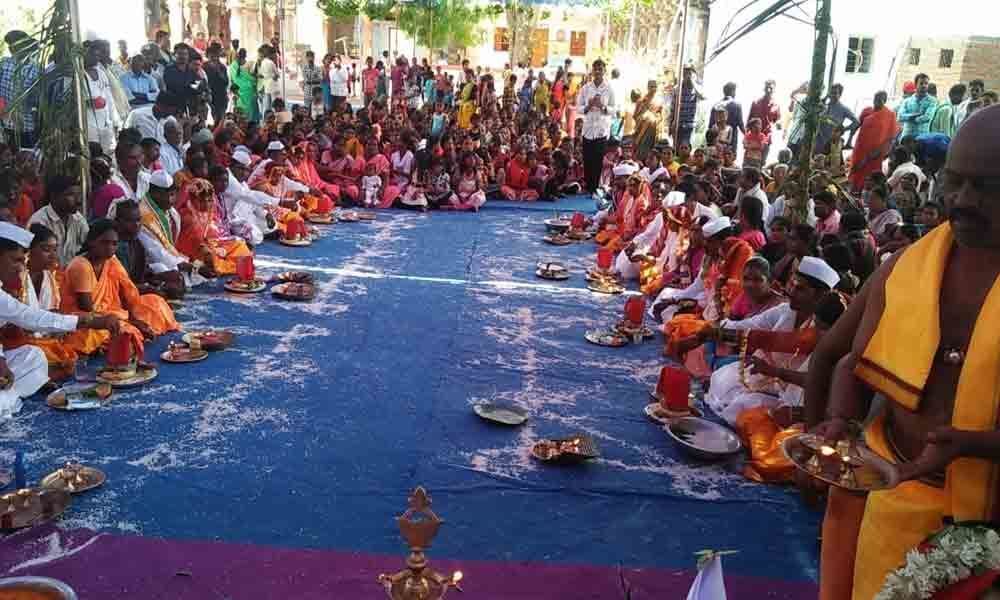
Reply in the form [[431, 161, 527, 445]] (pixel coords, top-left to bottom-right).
[[959, 36, 1000, 90]]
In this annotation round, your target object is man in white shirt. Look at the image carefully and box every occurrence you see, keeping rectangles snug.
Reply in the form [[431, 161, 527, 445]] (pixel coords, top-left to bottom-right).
[[615, 190, 685, 280], [704, 256, 839, 425], [123, 90, 182, 143], [256, 47, 280, 115], [27, 175, 89, 267], [576, 59, 615, 192], [158, 117, 184, 176], [137, 170, 207, 291], [228, 150, 281, 241], [329, 56, 350, 112], [0, 223, 119, 419], [732, 167, 769, 223]]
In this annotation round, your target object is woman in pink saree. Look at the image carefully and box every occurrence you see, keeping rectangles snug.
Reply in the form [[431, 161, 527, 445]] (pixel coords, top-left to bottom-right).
[[324, 139, 365, 205], [291, 142, 340, 206]]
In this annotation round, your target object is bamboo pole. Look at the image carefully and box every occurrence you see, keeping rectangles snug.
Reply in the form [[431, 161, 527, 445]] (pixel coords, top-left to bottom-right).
[[796, 0, 831, 194]]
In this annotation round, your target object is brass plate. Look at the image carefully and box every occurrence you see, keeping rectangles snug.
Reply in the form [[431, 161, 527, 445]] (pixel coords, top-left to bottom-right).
[[338, 211, 361, 222], [272, 282, 317, 301], [587, 281, 624, 294], [0, 488, 71, 531], [160, 348, 209, 363], [307, 214, 335, 224], [584, 329, 629, 347], [279, 237, 313, 247], [182, 330, 235, 351], [356, 211, 377, 221], [783, 433, 899, 492], [644, 403, 675, 425], [542, 234, 572, 246], [45, 383, 113, 411], [531, 435, 600, 464], [40, 464, 107, 494], [544, 218, 570, 233], [566, 229, 592, 241], [223, 278, 267, 293], [615, 321, 655, 339], [96, 365, 157, 388]]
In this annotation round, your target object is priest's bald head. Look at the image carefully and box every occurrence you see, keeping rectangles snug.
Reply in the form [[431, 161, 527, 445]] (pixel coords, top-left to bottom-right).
[[944, 104, 1000, 248]]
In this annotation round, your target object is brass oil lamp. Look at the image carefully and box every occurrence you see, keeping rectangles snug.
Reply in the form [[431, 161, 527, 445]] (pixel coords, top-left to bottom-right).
[[378, 487, 463, 600]]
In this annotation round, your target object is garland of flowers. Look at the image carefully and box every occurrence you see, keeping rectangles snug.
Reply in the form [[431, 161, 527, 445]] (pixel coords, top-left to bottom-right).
[[737, 318, 812, 393], [876, 523, 1000, 600]]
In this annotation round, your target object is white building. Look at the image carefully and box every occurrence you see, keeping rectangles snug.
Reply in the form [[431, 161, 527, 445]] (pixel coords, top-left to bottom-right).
[[702, 0, 1000, 146]]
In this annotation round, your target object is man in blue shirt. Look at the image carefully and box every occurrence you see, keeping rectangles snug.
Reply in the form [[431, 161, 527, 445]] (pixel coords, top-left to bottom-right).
[[897, 73, 938, 138], [120, 55, 159, 107], [0, 31, 40, 147]]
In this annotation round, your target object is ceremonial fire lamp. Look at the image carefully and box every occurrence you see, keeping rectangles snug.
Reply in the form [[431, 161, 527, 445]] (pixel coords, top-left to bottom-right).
[[378, 487, 464, 600]]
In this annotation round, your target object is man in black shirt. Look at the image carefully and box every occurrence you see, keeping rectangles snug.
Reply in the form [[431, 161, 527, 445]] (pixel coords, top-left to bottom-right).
[[203, 42, 230, 124], [162, 43, 199, 114]]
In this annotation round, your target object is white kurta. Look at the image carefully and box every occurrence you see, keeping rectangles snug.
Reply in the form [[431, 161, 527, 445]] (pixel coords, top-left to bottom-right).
[[614, 212, 664, 281], [226, 172, 283, 242], [0, 286, 80, 420], [705, 303, 810, 425], [650, 272, 706, 322]]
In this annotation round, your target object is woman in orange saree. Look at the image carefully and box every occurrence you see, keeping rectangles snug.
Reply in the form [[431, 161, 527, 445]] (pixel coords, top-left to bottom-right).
[[60, 219, 179, 356], [848, 92, 900, 193], [286, 143, 338, 213], [176, 179, 253, 276], [594, 174, 650, 253], [0, 224, 78, 377]]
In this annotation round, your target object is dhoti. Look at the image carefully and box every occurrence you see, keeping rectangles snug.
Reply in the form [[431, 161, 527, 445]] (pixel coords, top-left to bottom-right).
[[613, 251, 641, 281], [0, 345, 50, 420], [705, 360, 782, 426]]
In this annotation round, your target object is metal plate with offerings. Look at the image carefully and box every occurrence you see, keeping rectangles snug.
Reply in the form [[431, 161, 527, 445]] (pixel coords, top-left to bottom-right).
[[667, 417, 743, 460], [783, 433, 899, 492], [338, 210, 361, 222], [269, 271, 315, 285], [644, 402, 701, 425], [535, 261, 570, 281], [45, 383, 112, 411], [615, 320, 655, 339], [566, 228, 593, 241], [584, 329, 629, 347], [307, 212, 335, 224], [584, 267, 618, 283], [542, 233, 572, 246], [356, 210, 377, 221], [40, 462, 106, 494], [531, 435, 600, 465], [160, 342, 209, 364], [543, 218, 571, 233], [272, 282, 317, 302], [473, 403, 528, 426], [223, 278, 267, 293], [587, 279, 625, 295], [182, 330, 235, 351], [0, 487, 71, 531], [96, 364, 158, 388], [280, 236, 313, 247]]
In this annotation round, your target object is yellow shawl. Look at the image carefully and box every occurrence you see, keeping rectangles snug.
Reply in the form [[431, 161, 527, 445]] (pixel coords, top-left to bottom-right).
[[855, 221, 1000, 520]]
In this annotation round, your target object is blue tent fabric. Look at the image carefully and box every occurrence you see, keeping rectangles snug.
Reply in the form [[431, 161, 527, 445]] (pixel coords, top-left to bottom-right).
[[0, 198, 820, 583]]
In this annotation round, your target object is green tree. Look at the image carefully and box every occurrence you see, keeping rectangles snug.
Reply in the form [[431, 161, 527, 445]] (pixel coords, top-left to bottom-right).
[[396, 0, 499, 52], [317, 0, 396, 22]]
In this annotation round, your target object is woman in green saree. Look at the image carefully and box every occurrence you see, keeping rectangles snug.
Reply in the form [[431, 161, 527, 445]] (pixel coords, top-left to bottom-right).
[[228, 48, 259, 123]]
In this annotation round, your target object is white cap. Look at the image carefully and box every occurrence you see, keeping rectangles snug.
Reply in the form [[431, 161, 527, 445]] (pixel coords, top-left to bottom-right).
[[702, 216, 732, 238], [234, 145, 252, 155], [232, 150, 252, 167], [612, 163, 638, 177], [0, 222, 33, 248], [267, 141, 285, 152], [148, 170, 174, 189], [797, 256, 840, 289], [663, 191, 685, 208]]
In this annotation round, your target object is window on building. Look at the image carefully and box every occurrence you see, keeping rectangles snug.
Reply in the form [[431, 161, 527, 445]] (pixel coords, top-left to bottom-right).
[[908, 48, 921, 66], [494, 27, 510, 52], [939, 49, 954, 68], [845, 36, 875, 73], [570, 31, 587, 57]]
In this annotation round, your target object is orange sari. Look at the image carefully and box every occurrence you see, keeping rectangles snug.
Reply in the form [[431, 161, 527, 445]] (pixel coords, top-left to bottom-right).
[[176, 188, 253, 276], [595, 184, 651, 252], [0, 270, 78, 376], [849, 106, 900, 192], [60, 255, 179, 355]]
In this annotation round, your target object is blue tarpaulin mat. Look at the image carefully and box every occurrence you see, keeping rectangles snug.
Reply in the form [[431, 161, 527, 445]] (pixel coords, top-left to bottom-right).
[[0, 198, 820, 585]]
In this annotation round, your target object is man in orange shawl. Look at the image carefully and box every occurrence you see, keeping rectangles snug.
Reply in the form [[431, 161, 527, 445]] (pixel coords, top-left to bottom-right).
[[60, 219, 179, 356], [175, 178, 253, 276], [805, 107, 1000, 600], [848, 91, 900, 193]]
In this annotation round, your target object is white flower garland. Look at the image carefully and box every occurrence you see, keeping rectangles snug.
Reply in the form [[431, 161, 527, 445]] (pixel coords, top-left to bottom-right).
[[876, 524, 1000, 600]]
